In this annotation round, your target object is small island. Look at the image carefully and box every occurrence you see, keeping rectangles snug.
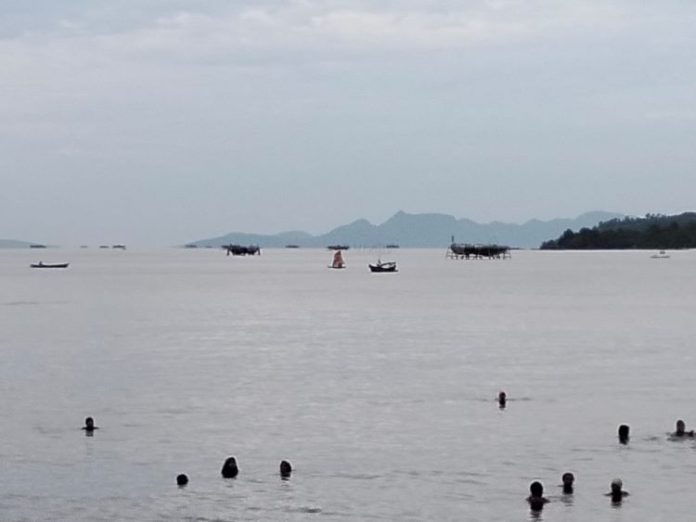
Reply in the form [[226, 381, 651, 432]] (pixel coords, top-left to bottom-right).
[[540, 213, 696, 250]]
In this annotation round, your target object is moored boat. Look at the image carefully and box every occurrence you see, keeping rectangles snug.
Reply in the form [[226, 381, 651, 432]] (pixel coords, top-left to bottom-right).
[[369, 261, 397, 273], [30, 262, 69, 269], [650, 250, 670, 259]]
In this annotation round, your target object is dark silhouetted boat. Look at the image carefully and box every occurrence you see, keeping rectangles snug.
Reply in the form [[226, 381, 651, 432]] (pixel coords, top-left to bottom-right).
[[30, 262, 69, 269], [327, 245, 349, 251], [369, 260, 397, 273], [650, 250, 670, 259], [223, 244, 261, 256]]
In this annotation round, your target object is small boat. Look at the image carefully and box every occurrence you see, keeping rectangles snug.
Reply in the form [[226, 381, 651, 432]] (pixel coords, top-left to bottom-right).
[[369, 260, 397, 273], [650, 250, 670, 259], [327, 245, 349, 251], [329, 250, 346, 269], [30, 262, 69, 269]]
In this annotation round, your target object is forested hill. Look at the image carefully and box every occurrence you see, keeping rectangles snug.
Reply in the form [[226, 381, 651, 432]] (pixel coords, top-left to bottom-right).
[[540, 213, 696, 249]]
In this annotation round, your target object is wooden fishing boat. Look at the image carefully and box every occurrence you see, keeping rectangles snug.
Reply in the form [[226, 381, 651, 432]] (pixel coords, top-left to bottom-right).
[[369, 261, 397, 273], [30, 262, 69, 269]]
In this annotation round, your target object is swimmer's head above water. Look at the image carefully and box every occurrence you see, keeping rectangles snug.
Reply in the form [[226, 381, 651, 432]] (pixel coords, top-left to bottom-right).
[[82, 417, 97, 431], [221, 456, 239, 478], [618, 424, 629, 444], [673, 419, 694, 437], [607, 478, 629, 503], [561, 472, 574, 494], [280, 460, 292, 478], [527, 481, 548, 511]]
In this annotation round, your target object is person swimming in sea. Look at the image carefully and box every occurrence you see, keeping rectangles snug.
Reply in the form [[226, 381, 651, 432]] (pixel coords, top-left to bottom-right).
[[280, 460, 292, 478], [527, 481, 549, 511], [82, 417, 98, 433], [671, 419, 695, 438], [618, 424, 629, 444], [221, 456, 239, 478], [561, 472, 574, 494], [176, 474, 189, 486], [606, 478, 629, 503], [497, 391, 506, 408]]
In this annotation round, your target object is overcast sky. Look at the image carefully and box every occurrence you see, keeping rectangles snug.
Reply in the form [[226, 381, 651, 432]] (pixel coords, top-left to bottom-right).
[[1, 1, 695, 245]]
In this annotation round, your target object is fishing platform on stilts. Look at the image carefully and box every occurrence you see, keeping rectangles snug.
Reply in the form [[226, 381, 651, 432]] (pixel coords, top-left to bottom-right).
[[446, 238, 511, 260]]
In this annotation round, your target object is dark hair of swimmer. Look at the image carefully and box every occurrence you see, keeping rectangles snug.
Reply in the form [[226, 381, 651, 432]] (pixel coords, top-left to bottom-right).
[[618, 424, 629, 444], [221, 456, 239, 478], [530, 481, 543, 497], [561, 472, 574, 494], [176, 474, 188, 486], [82, 417, 98, 431], [280, 460, 292, 478], [498, 391, 507, 408]]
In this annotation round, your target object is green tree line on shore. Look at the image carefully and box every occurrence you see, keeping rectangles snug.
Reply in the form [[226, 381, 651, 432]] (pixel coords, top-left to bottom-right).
[[540, 213, 696, 249]]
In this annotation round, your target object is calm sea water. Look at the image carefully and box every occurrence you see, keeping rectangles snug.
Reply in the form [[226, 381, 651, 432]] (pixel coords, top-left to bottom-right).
[[1, 248, 695, 521]]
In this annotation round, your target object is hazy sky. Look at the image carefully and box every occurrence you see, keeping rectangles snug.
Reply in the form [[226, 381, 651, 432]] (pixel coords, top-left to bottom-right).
[[1, 1, 695, 245]]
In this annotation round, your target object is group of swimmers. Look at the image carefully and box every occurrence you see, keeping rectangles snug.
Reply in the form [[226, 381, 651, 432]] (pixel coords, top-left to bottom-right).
[[81, 417, 292, 487], [174, 457, 293, 486], [83, 405, 695, 512], [497, 392, 695, 512], [617, 419, 694, 444], [525, 474, 628, 512]]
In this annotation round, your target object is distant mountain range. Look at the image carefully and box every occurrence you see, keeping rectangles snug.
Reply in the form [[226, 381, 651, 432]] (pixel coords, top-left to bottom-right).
[[187, 210, 624, 249]]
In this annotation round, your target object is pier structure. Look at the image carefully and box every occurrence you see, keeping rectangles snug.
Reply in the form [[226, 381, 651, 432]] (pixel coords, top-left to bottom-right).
[[223, 244, 261, 256], [446, 242, 511, 260]]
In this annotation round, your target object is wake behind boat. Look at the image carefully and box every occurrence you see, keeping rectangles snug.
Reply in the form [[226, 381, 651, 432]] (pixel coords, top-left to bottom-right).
[[30, 262, 69, 269]]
